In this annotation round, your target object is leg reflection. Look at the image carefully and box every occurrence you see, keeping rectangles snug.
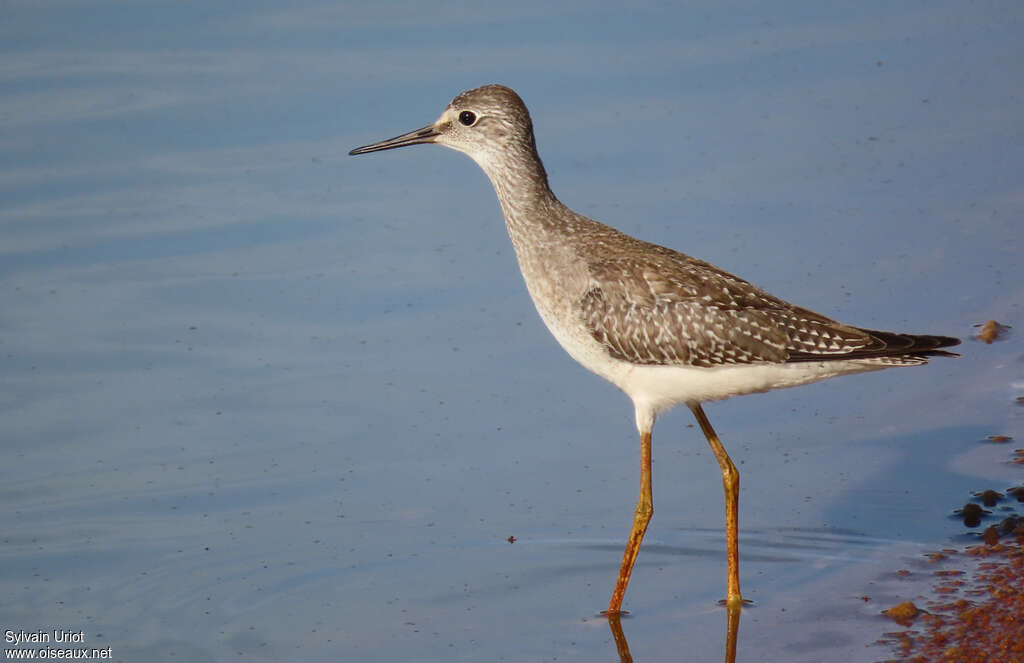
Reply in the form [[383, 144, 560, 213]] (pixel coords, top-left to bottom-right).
[[723, 603, 740, 663], [604, 604, 741, 663], [606, 612, 633, 663]]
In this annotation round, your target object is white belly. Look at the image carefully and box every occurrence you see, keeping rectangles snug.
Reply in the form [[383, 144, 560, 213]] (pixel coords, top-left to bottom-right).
[[533, 299, 885, 430]]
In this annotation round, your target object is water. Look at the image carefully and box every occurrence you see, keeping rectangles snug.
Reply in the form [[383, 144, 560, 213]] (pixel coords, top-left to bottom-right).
[[2, 2, 1022, 661]]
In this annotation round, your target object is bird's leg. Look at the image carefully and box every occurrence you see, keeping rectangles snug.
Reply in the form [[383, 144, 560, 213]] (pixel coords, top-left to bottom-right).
[[689, 403, 746, 609], [606, 430, 653, 615]]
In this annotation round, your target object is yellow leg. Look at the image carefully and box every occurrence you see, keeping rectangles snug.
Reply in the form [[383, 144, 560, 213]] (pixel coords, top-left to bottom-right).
[[606, 430, 653, 615], [689, 403, 746, 609]]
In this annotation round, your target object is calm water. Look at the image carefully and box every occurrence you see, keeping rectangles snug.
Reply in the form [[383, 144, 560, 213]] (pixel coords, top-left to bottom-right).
[[2, 2, 1022, 661]]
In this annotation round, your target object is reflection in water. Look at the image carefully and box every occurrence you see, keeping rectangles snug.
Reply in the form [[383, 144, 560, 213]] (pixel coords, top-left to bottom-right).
[[723, 606, 740, 663], [606, 605, 741, 663], [606, 613, 633, 663]]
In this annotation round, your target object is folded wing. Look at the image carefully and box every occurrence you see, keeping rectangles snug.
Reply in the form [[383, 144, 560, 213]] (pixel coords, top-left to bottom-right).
[[579, 247, 959, 368]]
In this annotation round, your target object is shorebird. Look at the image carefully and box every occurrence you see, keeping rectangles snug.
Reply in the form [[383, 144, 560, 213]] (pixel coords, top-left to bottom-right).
[[349, 84, 960, 614]]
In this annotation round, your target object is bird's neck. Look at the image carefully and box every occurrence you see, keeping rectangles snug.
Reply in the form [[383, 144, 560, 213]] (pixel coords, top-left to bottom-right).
[[476, 142, 569, 244]]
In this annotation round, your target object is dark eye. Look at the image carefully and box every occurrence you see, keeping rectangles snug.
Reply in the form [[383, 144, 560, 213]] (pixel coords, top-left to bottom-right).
[[458, 111, 477, 126]]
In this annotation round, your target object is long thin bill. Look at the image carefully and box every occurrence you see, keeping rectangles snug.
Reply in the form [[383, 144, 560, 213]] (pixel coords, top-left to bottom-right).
[[349, 124, 441, 155]]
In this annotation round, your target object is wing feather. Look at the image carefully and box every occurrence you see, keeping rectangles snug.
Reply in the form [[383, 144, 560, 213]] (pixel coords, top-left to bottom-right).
[[578, 248, 958, 367]]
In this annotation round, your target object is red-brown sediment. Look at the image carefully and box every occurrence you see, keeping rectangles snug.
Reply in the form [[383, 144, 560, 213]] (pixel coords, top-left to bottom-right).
[[880, 531, 1024, 662]]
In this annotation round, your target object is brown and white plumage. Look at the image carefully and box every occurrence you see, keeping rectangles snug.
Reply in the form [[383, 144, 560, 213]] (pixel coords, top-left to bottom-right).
[[350, 84, 960, 614], [576, 233, 958, 368]]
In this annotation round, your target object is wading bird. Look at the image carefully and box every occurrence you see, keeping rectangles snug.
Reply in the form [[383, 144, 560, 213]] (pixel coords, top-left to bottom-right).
[[349, 84, 960, 614]]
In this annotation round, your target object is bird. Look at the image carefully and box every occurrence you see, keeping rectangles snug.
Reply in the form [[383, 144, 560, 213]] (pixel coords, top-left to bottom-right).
[[349, 84, 960, 614]]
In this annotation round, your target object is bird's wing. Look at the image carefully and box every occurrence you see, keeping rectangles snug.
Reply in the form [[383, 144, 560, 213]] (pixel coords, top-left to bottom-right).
[[578, 248, 887, 368]]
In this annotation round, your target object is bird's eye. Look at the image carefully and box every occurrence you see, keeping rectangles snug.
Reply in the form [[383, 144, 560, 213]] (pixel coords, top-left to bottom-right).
[[458, 111, 477, 126]]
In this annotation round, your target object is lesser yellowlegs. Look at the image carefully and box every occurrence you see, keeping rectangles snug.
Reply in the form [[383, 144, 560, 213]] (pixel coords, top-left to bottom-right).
[[349, 84, 960, 614]]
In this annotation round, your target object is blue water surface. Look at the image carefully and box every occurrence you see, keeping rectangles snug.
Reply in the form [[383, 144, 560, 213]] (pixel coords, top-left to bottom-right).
[[2, 2, 1021, 661]]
